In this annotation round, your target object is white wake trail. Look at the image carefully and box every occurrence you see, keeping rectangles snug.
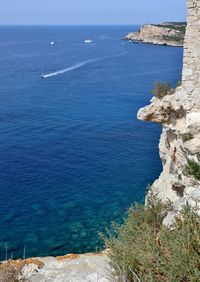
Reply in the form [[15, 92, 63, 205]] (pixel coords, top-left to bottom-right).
[[41, 53, 127, 79], [41, 58, 100, 78]]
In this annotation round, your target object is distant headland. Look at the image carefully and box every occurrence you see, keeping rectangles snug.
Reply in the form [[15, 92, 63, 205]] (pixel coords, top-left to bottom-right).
[[124, 22, 186, 47]]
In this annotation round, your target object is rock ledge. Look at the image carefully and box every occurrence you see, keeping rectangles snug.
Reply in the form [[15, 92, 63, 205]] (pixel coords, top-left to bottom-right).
[[0, 251, 110, 282]]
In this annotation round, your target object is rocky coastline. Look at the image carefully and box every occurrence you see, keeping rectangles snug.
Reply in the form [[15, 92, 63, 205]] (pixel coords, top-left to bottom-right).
[[125, 22, 186, 47]]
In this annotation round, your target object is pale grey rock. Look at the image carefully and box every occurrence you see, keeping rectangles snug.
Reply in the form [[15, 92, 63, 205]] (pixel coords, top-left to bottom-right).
[[182, 68, 193, 76], [173, 198, 188, 211], [190, 187, 200, 202], [19, 253, 111, 282], [186, 112, 200, 134], [184, 135, 200, 154], [163, 212, 177, 228], [184, 185, 197, 196], [19, 264, 40, 281]]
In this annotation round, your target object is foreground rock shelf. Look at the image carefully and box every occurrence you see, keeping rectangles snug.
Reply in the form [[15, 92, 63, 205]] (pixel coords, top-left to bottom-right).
[[0, 252, 110, 282]]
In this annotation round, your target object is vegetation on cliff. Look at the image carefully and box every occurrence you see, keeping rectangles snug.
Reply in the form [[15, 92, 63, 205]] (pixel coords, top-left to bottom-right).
[[153, 23, 186, 43], [152, 81, 174, 99], [104, 194, 200, 282], [154, 22, 186, 33], [184, 159, 200, 181], [181, 133, 193, 143]]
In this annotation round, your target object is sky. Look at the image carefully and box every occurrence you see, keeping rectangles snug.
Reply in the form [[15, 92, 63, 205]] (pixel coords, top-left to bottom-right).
[[0, 0, 187, 25]]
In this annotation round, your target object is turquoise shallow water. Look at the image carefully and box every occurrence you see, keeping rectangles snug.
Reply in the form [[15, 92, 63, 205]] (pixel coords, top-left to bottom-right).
[[0, 26, 183, 259]]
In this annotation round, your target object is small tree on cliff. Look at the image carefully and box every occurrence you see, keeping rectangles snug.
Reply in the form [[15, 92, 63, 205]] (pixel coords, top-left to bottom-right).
[[152, 81, 174, 99]]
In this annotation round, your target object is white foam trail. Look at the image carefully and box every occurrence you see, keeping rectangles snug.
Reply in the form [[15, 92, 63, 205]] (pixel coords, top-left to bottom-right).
[[41, 58, 100, 78], [41, 53, 127, 79]]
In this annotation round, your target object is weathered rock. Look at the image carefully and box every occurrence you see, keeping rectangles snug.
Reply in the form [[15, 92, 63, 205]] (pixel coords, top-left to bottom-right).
[[20, 252, 110, 282], [184, 135, 200, 154], [163, 211, 177, 229], [138, 0, 200, 225], [19, 264, 40, 281], [190, 186, 200, 202], [0, 258, 44, 282], [0, 252, 110, 282]]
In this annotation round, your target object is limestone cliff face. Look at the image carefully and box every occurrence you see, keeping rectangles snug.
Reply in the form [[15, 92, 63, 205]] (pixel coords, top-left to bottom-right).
[[138, 0, 200, 225], [125, 23, 185, 47]]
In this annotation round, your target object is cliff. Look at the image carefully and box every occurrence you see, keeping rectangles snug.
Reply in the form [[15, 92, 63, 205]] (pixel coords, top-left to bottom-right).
[[125, 22, 186, 47], [138, 0, 200, 226]]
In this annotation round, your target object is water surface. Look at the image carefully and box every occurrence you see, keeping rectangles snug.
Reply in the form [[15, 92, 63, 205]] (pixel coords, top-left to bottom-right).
[[0, 26, 183, 259]]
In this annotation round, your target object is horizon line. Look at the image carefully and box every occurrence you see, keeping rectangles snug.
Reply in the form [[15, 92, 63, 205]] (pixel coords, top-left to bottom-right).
[[0, 23, 141, 26], [0, 21, 186, 27]]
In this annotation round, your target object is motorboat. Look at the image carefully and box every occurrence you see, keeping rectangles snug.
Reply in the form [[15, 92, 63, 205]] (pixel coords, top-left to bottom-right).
[[84, 39, 92, 44]]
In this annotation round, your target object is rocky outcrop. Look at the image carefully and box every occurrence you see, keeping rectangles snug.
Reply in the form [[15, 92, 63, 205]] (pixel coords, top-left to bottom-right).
[[125, 23, 186, 47], [138, 0, 200, 225], [0, 252, 110, 282]]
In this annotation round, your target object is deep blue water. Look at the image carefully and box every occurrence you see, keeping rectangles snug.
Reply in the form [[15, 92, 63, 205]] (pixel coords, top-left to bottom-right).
[[0, 26, 183, 259]]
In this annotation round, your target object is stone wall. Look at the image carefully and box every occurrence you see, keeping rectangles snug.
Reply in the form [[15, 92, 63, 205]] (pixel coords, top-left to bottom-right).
[[182, 0, 200, 102], [138, 0, 200, 227]]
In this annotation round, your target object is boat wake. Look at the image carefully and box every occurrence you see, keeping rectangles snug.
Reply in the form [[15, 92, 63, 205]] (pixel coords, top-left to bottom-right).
[[41, 58, 100, 78], [41, 53, 127, 79]]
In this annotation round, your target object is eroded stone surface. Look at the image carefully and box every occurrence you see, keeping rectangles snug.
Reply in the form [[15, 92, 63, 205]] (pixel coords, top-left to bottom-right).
[[19, 253, 110, 282], [138, 0, 200, 225], [0, 252, 110, 282]]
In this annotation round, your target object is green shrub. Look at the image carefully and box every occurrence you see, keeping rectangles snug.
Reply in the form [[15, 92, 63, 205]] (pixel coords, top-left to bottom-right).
[[154, 23, 186, 34], [103, 196, 200, 282], [181, 133, 193, 142], [162, 35, 183, 42], [184, 159, 200, 180], [152, 82, 174, 99]]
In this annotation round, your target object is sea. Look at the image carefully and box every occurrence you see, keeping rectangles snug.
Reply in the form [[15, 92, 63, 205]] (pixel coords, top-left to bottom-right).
[[0, 26, 183, 259]]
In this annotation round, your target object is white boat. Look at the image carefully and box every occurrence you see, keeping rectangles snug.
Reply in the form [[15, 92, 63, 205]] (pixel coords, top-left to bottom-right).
[[41, 73, 49, 78], [84, 39, 92, 44], [50, 41, 55, 46]]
